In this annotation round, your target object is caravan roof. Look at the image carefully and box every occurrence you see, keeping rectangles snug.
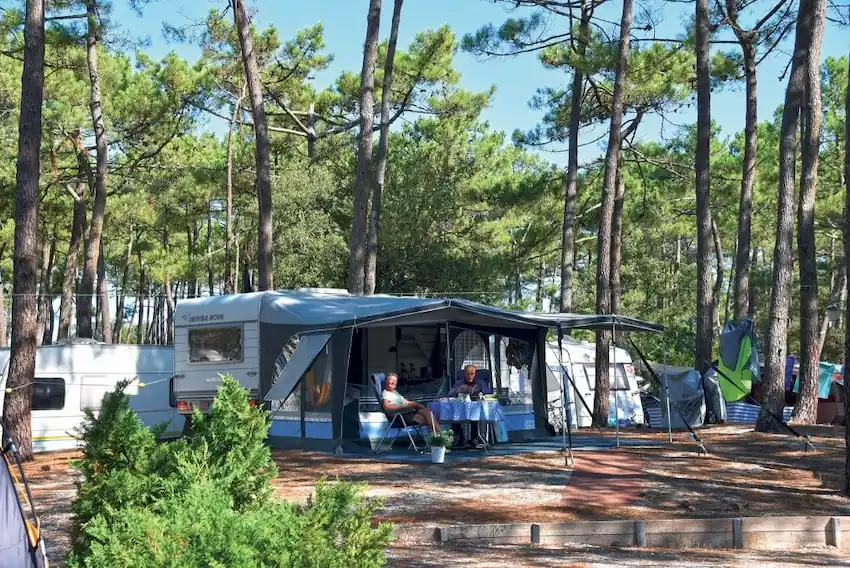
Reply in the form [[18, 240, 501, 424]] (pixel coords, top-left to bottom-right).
[[174, 291, 664, 333]]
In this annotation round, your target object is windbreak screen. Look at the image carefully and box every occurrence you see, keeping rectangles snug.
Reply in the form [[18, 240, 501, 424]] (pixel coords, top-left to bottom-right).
[[264, 332, 332, 402]]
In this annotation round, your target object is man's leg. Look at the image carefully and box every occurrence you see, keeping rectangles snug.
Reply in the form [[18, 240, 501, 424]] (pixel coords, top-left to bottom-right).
[[451, 423, 465, 445]]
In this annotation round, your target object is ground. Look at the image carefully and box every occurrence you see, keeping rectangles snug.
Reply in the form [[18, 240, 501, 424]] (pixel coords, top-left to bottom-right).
[[21, 424, 849, 566]]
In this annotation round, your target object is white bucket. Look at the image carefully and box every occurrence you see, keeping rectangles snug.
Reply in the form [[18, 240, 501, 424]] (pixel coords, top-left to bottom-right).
[[431, 446, 446, 464]]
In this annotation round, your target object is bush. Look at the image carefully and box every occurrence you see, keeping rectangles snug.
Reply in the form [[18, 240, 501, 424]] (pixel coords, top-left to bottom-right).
[[68, 375, 392, 568]]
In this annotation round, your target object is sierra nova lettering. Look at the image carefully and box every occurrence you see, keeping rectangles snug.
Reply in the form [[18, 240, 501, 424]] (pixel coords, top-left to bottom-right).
[[188, 313, 225, 323]]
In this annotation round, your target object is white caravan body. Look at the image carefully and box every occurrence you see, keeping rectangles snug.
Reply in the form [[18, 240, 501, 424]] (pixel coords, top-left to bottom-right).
[[0, 343, 183, 452], [544, 336, 644, 428]]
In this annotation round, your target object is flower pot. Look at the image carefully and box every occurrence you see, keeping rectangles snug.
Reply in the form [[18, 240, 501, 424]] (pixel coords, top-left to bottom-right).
[[431, 445, 446, 464]]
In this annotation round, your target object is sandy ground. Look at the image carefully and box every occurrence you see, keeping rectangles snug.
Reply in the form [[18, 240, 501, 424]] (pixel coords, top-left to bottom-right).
[[20, 424, 850, 566]]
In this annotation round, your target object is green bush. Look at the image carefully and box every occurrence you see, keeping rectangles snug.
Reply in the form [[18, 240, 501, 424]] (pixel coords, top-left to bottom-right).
[[67, 375, 392, 568]]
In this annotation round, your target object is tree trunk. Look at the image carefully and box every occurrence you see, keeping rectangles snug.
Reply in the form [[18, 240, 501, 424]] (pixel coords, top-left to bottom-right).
[[694, 0, 715, 376], [794, 0, 828, 424], [77, 0, 108, 339], [729, 13, 757, 322], [113, 232, 133, 342], [842, 48, 850, 497], [365, 0, 403, 296], [136, 254, 144, 345], [224, 85, 246, 295], [96, 238, 111, 342], [206, 201, 214, 296], [165, 280, 175, 345], [560, 0, 590, 314], [234, 0, 272, 291], [535, 261, 544, 312], [36, 234, 54, 347], [145, 282, 155, 345], [611, 169, 625, 319], [0, 249, 6, 348], [593, 0, 632, 428], [711, 218, 724, 335], [818, 256, 845, 355], [57, 143, 88, 341], [4, 0, 45, 461], [348, 0, 382, 295], [759, 0, 823, 432]]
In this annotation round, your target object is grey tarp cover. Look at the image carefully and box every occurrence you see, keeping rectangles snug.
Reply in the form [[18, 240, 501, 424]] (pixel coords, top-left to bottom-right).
[[702, 368, 727, 422], [264, 332, 332, 402], [652, 364, 706, 429], [0, 453, 44, 568]]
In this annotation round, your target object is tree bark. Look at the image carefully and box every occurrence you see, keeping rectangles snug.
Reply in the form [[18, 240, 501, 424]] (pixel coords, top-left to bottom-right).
[[842, 48, 850, 497], [234, 0, 272, 291], [0, 245, 6, 348], [560, 0, 590, 314], [96, 237, 111, 342], [365, 0, 403, 296], [610, 170, 625, 319], [224, 85, 246, 295], [535, 261, 545, 312], [113, 232, 133, 342], [793, 2, 827, 425], [136, 253, 144, 345], [727, 5, 758, 323], [77, 0, 108, 339], [711, 218, 724, 335], [4, 0, 45, 461], [694, 0, 714, 376], [759, 0, 824, 432], [36, 233, 54, 346], [57, 137, 89, 341], [593, 0, 632, 428], [165, 279, 175, 345], [348, 0, 382, 295], [817, 254, 845, 355]]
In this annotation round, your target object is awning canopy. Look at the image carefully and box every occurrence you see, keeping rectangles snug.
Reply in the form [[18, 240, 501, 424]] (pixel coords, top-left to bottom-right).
[[263, 332, 332, 402]]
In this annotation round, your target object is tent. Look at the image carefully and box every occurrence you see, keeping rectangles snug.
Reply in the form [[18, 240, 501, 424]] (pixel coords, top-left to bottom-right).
[[0, 425, 49, 568], [645, 364, 725, 429], [178, 291, 663, 452]]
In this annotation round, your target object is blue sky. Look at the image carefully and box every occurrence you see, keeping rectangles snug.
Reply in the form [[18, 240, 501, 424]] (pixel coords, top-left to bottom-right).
[[113, 0, 849, 166]]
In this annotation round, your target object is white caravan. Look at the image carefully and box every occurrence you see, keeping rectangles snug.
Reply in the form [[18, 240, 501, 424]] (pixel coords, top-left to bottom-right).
[[0, 342, 184, 452], [544, 336, 644, 429]]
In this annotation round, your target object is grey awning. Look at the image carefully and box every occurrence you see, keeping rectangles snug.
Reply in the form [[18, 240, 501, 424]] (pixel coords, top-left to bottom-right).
[[264, 332, 332, 402]]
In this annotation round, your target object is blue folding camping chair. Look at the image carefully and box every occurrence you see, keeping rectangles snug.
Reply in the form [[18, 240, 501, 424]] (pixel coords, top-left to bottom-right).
[[371, 373, 429, 455]]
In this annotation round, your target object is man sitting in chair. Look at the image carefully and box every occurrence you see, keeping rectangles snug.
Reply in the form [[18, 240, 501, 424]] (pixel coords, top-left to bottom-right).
[[448, 364, 487, 447], [381, 373, 438, 433]]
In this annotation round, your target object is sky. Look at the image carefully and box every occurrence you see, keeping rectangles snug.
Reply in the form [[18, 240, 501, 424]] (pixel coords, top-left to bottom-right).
[[110, 0, 849, 167]]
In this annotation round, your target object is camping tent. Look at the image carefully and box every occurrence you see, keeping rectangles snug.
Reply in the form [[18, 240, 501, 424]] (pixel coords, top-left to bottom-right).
[[0, 427, 48, 568], [646, 364, 725, 429], [175, 291, 663, 452]]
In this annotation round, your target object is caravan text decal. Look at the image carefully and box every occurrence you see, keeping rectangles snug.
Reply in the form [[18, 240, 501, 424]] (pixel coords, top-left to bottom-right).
[[182, 312, 225, 323]]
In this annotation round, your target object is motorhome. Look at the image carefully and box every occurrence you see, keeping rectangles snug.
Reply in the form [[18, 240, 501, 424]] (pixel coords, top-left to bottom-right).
[[0, 341, 184, 452], [173, 290, 662, 451], [544, 336, 644, 429]]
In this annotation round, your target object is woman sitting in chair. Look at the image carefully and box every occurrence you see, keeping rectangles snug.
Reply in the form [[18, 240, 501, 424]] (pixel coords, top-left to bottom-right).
[[381, 373, 438, 433]]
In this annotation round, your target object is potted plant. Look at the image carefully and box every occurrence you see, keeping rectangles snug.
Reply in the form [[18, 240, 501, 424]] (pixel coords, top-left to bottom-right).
[[428, 429, 454, 464]]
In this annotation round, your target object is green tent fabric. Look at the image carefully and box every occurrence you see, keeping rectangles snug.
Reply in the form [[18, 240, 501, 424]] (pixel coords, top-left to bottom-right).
[[719, 335, 753, 402]]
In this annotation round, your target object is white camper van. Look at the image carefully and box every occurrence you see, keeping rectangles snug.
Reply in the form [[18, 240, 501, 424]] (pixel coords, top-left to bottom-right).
[[545, 336, 644, 429], [0, 342, 183, 452]]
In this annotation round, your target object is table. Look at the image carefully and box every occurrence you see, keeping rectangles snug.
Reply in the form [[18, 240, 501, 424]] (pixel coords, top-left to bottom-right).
[[429, 399, 506, 451]]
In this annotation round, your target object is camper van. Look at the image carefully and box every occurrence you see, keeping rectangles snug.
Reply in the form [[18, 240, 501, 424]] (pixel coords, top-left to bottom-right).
[[545, 336, 644, 429], [0, 342, 184, 452]]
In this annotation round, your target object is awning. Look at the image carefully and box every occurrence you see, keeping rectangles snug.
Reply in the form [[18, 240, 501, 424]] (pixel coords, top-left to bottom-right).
[[263, 332, 332, 402]]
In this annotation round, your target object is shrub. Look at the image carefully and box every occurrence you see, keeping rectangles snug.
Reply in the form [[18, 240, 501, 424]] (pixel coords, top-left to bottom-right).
[[68, 375, 392, 567]]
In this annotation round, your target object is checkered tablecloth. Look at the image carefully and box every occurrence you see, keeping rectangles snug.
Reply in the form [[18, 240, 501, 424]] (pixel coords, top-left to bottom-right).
[[429, 400, 505, 422]]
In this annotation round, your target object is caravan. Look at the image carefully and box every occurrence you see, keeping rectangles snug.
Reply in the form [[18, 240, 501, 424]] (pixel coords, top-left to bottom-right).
[[0, 342, 184, 453], [544, 336, 644, 429]]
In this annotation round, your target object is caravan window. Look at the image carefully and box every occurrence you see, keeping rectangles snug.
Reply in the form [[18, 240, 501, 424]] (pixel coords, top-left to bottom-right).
[[32, 378, 65, 411], [189, 327, 243, 363]]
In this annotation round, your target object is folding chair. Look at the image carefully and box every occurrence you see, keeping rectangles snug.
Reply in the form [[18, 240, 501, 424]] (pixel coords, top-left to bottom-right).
[[371, 373, 429, 455]]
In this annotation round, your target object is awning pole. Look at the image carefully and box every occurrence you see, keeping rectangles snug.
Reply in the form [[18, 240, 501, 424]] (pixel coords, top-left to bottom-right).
[[663, 336, 672, 443], [557, 325, 573, 467], [613, 319, 619, 449]]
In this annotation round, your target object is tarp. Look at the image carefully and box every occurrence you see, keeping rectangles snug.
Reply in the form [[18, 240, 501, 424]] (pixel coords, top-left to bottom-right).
[[793, 362, 840, 400], [718, 319, 760, 402], [653, 365, 706, 429], [264, 332, 332, 402]]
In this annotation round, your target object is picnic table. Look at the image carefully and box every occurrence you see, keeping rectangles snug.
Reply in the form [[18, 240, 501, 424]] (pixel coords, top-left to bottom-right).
[[429, 399, 507, 450]]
